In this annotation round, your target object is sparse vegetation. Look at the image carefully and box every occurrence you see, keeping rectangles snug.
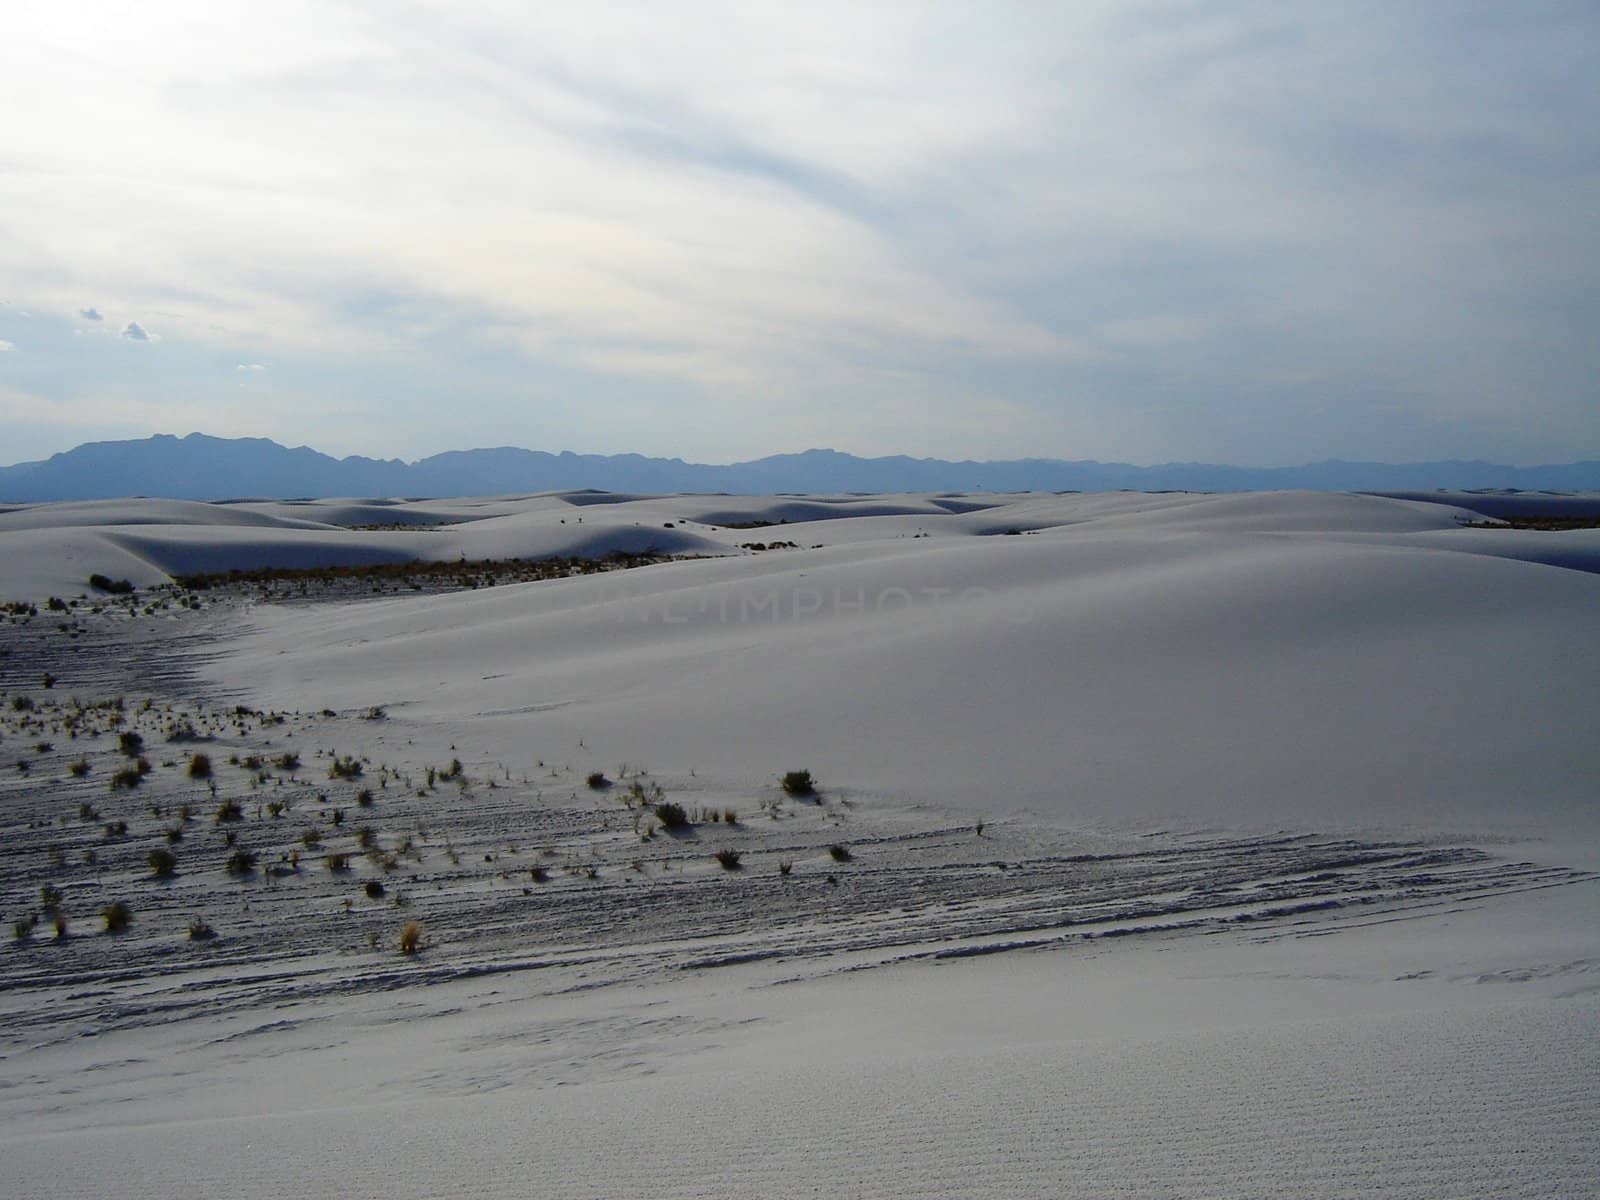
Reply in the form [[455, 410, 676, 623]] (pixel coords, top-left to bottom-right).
[[188, 917, 216, 941], [715, 848, 743, 870], [69, 757, 90, 777], [187, 752, 212, 779], [118, 731, 144, 757], [214, 798, 243, 823], [148, 847, 178, 877]]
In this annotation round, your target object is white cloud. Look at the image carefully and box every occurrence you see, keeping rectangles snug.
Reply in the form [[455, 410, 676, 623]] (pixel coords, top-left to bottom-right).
[[0, 339, 14, 352], [79, 307, 103, 321], [121, 322, 150, 342], [235, 362, 267, 371]]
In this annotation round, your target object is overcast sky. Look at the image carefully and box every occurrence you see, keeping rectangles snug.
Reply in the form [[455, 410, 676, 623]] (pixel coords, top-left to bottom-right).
[[2, 2, 1596, 466]]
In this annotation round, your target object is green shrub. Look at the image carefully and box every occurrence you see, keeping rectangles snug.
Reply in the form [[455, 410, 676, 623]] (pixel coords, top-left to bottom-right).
[[69, 757, 90, 778], [654, 801, 690, 830], [781, 770, 816, 797], [89, 574, 134, 595], [225, 847, 258, 876], [328, 756, 362, 780], [102, 901, 132, 932], [148, 847, 178, 877]]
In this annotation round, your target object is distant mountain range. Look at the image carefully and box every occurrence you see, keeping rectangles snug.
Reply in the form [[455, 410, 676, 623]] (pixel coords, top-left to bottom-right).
[[1, 433, 1597, 501]]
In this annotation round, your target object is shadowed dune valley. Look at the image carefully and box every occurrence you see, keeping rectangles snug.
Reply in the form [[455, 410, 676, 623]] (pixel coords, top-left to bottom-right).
[[0, 487, 1596, 1198]]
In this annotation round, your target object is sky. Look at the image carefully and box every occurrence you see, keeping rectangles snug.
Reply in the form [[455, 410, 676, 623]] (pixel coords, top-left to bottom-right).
[[1, 1, 1597, 468]]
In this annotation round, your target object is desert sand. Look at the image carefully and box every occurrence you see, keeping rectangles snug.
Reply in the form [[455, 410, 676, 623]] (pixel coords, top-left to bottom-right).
[[0, 489, 1595, 1197]]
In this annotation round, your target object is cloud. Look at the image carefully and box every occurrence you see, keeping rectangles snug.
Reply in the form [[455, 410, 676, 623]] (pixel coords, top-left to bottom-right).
[[0, 340, 13, 352], [121, 322, 150, 342], [235, 362, 267, 371], [79, 307, 103, 321]]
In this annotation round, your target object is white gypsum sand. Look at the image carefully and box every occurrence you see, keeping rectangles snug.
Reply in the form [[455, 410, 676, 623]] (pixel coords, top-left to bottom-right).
[[0, 489, 1595, 1198]]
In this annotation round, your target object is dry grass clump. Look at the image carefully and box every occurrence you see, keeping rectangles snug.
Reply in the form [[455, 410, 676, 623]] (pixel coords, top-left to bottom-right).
[[715, 848, 743, 870], [187, 753, 212, 779], [654, 801, 691, 830], [398, 920, 423, 955], [214, 798, 243, 823]]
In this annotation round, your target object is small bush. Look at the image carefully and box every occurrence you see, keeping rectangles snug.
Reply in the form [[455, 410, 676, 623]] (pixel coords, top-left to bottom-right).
[[326, 851, 351, 872], [188, 917, 216, 941], [69, 757, 90, 778], [778, 860, 793, 876], [828, 843, 852, 862], [364, 880, 386, 899], [654, 801, 690, 830], [398, 920, 423, 955], [89, 574, 135, 595], [14, 916, 37, 942], [118, 731, 144, 757], [715, 848, 743, 870], [102, 901, 133, 932], [328, 756, 363, 780], [781, 770, 816, 797], [586, 771, 609, 790], [225, 847, 258, 876], [214, 798, 243, 823], [148, 847, 178, 877], [356, 788, 374, 807], [109, 766, 142, 791], [187, 753, 212, 779], [273, 752, 300, 771]]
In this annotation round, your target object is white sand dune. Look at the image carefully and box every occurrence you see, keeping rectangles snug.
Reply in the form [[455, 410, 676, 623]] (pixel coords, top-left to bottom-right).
[[1, 489, 1596, 1198]]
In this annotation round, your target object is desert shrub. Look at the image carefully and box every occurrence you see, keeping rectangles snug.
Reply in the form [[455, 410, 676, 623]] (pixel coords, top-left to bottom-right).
[[188, 917, 216, 941], [40, 884, 63, 913], [118, 731, 144, 757], [715, 848, 743, 870], [164, 824, 184, 843], [781, 770, 816, 797], [52, 913, 69, 939], [273, 752, 300, 771], [355, 826, 376, 849], [364, 880, 386, 899], [722, 808, 739, 825], [778, 860, 793, 876], [148, 847, 178, 877], [356, 788, 374, 807], [654, 801, 690, 830], [326, 851, 351, 872], [135, 756, 151, 775], [69, 757, 90, 777], [327, 756, 363, 780], [13, 916, 37, 941], [239, 754, 263, 771], [102, 901, 132, 932], [398, 920, 423, 955], [301, 829, 322, 848], [225, 847, 258, 876], [214, 798, 243, 823], [89, 574, 134, 595], [828, 843, 852, 862], [586, 771, 609, 790], [11, 696, 34, 712], [187, 753, 212, 779], [529, 866, 549, 883], [102, 820, 128, 839], [47, 596, 68, 612], [78, 801, 99, 821]]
